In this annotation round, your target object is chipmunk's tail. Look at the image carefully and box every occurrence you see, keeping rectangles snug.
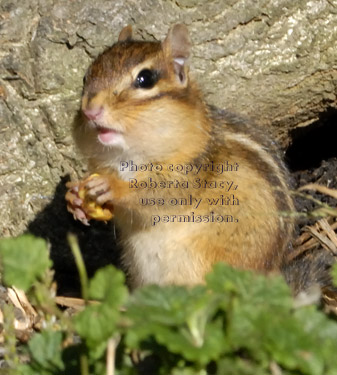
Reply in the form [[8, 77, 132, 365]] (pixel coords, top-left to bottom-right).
[[282, 249, 335, 293], [282, 239, 337, 311]]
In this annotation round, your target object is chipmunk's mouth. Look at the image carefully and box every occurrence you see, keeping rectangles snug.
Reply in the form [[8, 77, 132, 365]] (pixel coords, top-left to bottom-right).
[[95, 125, 124, 147]]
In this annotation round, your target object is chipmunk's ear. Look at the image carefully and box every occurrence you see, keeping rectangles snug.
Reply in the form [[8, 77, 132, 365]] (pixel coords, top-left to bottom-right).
[[163, 24, 191, 86], [118, 25, 133, 42]]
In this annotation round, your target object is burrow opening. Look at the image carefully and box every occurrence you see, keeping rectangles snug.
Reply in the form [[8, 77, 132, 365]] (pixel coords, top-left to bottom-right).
[[285, 107, 337, 172], [285, 107, 337, 226]]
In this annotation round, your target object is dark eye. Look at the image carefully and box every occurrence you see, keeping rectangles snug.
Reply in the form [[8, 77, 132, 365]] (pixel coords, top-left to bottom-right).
[[134, 69, 158, 89]]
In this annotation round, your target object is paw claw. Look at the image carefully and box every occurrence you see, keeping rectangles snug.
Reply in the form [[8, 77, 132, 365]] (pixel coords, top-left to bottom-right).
[[72, 206, 90, 225]]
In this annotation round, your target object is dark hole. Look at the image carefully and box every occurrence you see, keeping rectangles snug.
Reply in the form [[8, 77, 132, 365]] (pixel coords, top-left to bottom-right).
[[285, 108, 337, 172], [285, 107, 337, 229]]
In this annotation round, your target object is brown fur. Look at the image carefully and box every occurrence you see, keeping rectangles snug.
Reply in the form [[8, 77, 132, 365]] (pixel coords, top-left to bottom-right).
[[69, 25, 294, 288]]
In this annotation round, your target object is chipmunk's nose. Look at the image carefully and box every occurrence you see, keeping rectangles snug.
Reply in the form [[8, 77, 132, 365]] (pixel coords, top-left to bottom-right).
[[83, 107, 103, 121]]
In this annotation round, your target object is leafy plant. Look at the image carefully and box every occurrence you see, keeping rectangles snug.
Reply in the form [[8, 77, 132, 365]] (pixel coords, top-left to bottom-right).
[[1, 234, 337, 375], [0, 235, 51, 291]]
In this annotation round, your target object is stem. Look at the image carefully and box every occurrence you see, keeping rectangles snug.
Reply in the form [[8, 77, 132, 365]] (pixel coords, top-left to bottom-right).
[[106, 336, 120, 375], [68, 234, 90, 375], [67, 233, 89, 304], [80, 352, 89, 375], [106, 338, 115, 375]]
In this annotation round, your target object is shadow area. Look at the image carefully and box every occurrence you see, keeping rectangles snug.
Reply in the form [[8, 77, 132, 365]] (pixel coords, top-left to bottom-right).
[[285, 107, 337, 225], [283, 107, 337, 295], [27, 175, 121, 296], [285, 107, 337, 171]]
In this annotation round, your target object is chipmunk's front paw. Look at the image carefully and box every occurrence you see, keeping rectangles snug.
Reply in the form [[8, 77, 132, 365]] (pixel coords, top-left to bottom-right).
[[66, 175, 114, 224], [84, 175, 115, 206], [65, 181, 90, 225]]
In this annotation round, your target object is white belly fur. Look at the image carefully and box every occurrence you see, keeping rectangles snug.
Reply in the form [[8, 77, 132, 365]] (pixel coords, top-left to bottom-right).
[[120, 224, 204, 287]]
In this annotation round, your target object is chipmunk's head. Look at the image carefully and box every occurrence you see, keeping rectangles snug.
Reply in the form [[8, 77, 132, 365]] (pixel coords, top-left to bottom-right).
[[77, 24, 208, 167]]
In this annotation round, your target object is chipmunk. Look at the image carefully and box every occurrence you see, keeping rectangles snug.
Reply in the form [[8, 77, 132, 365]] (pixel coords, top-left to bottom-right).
[[66, 24, 294, 289]]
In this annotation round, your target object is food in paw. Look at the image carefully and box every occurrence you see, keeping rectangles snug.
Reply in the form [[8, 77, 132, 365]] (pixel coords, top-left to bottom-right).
[[78, 174, 114, 221]]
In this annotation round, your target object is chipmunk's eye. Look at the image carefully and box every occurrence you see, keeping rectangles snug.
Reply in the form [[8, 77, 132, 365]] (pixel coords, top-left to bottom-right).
[[134, 69, 158, 89]]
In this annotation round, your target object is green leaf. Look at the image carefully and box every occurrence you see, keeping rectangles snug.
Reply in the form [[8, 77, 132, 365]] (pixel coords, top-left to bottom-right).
[[18, 364, 40, 375], [216, 357, 270, 375], [74, 265, 127, 349], [0, 235, 51, 291], [205, 263, 337, 375], [12, 254, 337, 375], [88, 265, 128, 306], [74, 303, 119, 348], [293, 307, 337, 374], [126, 285, 227, 365], [27, 330, 64, 373], [206, 262, 292, 309]]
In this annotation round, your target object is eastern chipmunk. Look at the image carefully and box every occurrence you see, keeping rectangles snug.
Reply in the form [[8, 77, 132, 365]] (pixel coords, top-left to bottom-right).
[[66, 24, 294, 289]]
